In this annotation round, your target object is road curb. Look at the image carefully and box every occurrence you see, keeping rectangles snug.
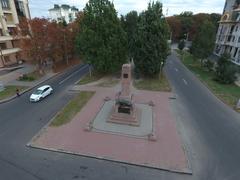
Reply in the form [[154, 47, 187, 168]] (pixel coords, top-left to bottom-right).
[[27, 143, 192, 175], [0, 73, 59, 104]]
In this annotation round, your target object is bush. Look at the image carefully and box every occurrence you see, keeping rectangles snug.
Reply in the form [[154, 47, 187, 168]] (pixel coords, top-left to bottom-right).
[[203, 59, 214, 72], [19, 74, 35, 81], [215, 54, 237, 84], [178, 39, 185, 50]]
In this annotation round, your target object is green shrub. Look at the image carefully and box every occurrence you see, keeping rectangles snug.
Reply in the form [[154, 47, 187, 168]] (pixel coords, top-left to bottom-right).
[[203, 59, 214, 72], [19, 74, 35, 81], [178, 39, 185, 50], [215, 54, 237, 84]]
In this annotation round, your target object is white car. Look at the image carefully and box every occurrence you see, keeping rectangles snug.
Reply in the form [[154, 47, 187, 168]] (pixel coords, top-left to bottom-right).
[[30, 85, 53, 102]]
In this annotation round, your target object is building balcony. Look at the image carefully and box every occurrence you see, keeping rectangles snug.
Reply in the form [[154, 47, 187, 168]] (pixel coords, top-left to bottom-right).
[[0, 36, 13, 42], [1, 48, 21, 56], [3, 9, 13, 14], [6, 23, 16, 28]]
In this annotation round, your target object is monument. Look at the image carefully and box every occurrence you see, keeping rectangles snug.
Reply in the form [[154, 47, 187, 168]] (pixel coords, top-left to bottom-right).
[[108, 64, 139, 126]]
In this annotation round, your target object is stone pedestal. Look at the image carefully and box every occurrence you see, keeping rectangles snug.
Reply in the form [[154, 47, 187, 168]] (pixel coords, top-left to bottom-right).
[[108, 64, 139, 126]]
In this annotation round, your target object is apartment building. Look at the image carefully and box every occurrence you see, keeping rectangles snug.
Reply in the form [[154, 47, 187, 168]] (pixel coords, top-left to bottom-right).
[[49, 4, 79, 24], [0, 0, 30, 68], [215, 0, 240, 65]]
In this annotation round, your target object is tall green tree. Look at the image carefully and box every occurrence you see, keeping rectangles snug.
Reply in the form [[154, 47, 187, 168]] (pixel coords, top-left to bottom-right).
[[76, 0, 127, 73], [121, 11, 139, 59], [191, 20, 216, 65], [178, 11, 193, 39], [133, 1, 169, 77]]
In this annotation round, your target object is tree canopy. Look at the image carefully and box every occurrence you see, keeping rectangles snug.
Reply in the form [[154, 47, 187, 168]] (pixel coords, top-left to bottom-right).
[[133, 1, 170, 77], [166, 12, 221, 42], [191, 20, 216, 60], [121, 11, 139, 60], [76, 0, 127, 73]]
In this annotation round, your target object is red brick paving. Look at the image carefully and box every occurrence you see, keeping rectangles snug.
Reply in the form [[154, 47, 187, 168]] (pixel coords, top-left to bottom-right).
[[31, 85, 190, 173]]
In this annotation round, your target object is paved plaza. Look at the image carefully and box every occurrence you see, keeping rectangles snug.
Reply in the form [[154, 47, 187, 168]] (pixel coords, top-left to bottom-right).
[[30, 84, 190, 174]]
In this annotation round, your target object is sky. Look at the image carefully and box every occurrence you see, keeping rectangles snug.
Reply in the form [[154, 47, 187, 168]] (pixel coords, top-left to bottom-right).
[[29, 0, 226, 18]]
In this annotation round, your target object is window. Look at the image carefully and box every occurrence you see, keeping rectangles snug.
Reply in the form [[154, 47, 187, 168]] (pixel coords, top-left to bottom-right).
[[1, 0, 10, 9], [234, 48, 239, 58], [238, 37, 240, 43], [4, 56, 10, 62], [236, 26, 238, 32], [15, 0, 25, 17], [0, 43, 6, 50], [43, 87, 49, 93], [232, 36, 235, 42], [123, 74, 128, 79]]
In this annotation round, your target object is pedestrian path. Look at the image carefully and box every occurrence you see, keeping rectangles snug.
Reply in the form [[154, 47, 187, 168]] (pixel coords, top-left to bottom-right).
[[0, 64, 35, 85], [7, 72, 56, 87]]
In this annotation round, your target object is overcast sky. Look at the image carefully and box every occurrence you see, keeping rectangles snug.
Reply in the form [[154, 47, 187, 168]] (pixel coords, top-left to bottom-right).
[[29, 0, 226, 18]]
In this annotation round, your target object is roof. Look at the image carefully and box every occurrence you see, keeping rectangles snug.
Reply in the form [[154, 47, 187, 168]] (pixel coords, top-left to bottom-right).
[[37, 85, 51, 90], [61, 4, 70, 9]]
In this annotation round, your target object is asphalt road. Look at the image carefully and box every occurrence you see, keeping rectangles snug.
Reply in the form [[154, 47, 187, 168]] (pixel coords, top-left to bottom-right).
[[0, 52, 240, 180]]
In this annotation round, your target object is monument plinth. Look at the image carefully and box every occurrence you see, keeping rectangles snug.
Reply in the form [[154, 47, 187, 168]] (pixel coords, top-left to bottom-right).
[[108, 64, 140, 126]]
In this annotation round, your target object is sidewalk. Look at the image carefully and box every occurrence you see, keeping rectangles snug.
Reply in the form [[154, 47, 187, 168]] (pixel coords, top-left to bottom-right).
[[0, 64, 35, 85]]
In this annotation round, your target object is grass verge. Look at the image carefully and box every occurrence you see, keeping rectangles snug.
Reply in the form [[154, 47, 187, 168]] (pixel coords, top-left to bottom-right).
[[177, 50, 240, 110], [134, 73, 171, 92], [50, 91, 95, 127], [98, 77, 119, 87], [0, 86, 28, 100], [78, 72, 103, 85]]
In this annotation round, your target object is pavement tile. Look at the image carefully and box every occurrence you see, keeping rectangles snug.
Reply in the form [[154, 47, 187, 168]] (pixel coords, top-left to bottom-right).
[[30, 85, 190, 173]]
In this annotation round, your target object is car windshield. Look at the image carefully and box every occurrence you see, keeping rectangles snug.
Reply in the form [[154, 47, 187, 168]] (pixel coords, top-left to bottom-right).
[[33, 89, 43, 95]]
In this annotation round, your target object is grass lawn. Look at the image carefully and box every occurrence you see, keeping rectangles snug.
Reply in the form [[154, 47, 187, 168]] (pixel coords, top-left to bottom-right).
[[50, 91, 95, 127], [177, 50, 240, 110], [19, 71, 43, 81], [98, 77, 119, 87], [0, 86, 28, 100], [134, 74, 171, 92], [78, 72, 103, 85]]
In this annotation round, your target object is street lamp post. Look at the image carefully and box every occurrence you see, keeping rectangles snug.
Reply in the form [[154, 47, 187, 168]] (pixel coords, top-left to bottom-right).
[[159, 61, 164, 80], [0, 47, 5, 67], [63, 29, 69, 65]]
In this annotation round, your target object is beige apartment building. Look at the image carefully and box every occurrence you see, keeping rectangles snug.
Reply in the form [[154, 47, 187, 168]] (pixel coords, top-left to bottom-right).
[[0, 0, 30, 68], [215, 0, 240, 65]]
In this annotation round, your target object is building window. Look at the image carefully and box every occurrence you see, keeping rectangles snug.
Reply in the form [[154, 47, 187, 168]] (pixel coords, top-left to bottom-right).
[[232, 36, 235, 42], [0, 43, 7, 50], [1, 0, 10, 9], [15, 0, 25, 17], [4, 56, 10, 63], [236, 26, 238, 32], [234, 48, 239, 58]]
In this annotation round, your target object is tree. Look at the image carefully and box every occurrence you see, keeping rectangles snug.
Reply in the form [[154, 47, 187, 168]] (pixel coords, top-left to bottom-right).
[[76, 0, 127, 73], [166, 16, 182, 42], [191, 20, 216, 66], [18, 18, 49, 73], [18, 17, 78, 72], [215, 53, 237, 84], [178, 11, 193, 40], [133, 1, 169, 77], [121, 11, 139, 60], [178, 39, 185, 50]]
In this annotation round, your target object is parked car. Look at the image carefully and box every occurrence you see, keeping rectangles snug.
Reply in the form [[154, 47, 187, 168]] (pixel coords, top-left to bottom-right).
[[30, 85, 53, 102]]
